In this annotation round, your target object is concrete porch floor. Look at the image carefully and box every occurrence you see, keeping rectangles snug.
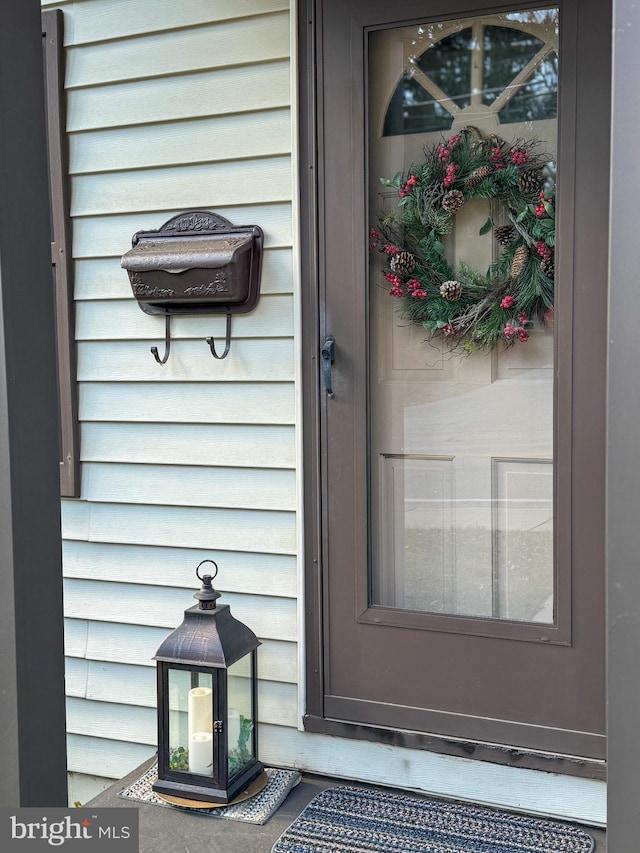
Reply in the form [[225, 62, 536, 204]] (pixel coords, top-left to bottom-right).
[[89, 757, 607, 852]]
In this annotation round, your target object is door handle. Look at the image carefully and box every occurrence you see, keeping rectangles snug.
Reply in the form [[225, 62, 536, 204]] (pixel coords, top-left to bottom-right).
[[321, 336, 335, 398]]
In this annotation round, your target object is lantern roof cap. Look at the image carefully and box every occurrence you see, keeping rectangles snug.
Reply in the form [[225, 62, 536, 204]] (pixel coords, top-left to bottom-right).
[[153, 604, 260, 667]]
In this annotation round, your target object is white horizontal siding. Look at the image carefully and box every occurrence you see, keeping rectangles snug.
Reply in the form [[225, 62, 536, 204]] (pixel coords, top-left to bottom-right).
[[80, 423, 295, 468], [62, 503, 296, 555], [64, 619, 298, 682], [63, 581, 297, 639], [77, 339, 294, 382], [70, 109, 291, 174], [62, 540, 296, 597], [66, 12, 290, 87], [67, 61, 290, 131], [66, 678, 297, 727], [78, 383, 295, 424], [67, 734, 154, 780], [67, 773, 113, 808], [61, 0, 289, 46], [71, 157, 292, 216], [76, 295, 293, 339], [75, 248, 293, 300], [67, 697, 157, 744], [81, 463, 296, 511], [73, 205, 292, 257]]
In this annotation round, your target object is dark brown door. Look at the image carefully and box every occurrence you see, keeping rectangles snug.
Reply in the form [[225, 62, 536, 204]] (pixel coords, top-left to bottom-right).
[[312, 0, 609, 759]]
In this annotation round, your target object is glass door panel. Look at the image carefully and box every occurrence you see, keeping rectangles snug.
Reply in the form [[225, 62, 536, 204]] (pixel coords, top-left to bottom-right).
[[368, 10, 558, 622]]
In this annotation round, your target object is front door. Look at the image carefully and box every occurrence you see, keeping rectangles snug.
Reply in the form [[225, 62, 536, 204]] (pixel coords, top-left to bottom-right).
[[306, 0, 609, 762]]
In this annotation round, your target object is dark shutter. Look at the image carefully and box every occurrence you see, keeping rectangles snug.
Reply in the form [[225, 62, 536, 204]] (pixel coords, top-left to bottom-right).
[[42, 9, 80, 497]]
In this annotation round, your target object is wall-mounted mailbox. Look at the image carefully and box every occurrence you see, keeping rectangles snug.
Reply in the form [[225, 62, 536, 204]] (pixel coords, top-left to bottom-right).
[[121, 210, 263, 363]]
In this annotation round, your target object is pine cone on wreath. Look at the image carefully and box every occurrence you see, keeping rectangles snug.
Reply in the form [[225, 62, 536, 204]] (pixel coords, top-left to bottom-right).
[[510, 244, 529, 280], [389, 250, 416, 276], [541, 253, 555, 280], [439, 280, 463, 302], [442, 189, 465, 213], [494, 224, 516, 246], [464, 165, 494, 189], [518, 169, 544, 194]]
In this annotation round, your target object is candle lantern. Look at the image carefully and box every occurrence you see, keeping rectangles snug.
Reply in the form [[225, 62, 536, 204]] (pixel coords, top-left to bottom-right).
[[152, 560, 263, 804]]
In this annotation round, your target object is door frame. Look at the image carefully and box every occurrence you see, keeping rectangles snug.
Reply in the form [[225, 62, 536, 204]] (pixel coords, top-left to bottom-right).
[[298, 0, 608, 781]]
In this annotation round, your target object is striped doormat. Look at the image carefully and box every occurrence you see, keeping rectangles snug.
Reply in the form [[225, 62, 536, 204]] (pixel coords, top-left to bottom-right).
[[272, 786, 594, 853]]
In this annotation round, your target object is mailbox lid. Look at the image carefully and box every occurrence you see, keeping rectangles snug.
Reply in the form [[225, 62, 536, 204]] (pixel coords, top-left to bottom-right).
[[121, 234, 253, 274]]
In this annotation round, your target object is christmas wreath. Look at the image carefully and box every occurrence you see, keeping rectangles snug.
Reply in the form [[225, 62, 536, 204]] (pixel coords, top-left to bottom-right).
[[370, 126, 556, 351]]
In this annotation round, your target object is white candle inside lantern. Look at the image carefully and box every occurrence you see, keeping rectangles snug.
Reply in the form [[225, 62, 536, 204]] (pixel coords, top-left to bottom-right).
[[189, 732, 213, 776], [227, 708, 241, 750], [188, 686, 212, 740]]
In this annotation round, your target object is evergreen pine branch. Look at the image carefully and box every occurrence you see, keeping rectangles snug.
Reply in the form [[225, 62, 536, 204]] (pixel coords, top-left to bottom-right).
[[513, 255, 542, 306], [488, 243, 517, 281]]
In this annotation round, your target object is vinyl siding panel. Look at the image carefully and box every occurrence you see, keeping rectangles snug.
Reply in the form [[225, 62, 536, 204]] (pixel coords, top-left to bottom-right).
[[67, 734, 154, 780], [65, 12, 290, 86], [67, 774, 113, 809], [78, 383, 296, 424], [71, 157, 292, 216], [63, 581, 298, 636], [66, 677, 297, 726], [66, 62, 291, 131], [49, 0, 300, 799], [59, 0, 289, 46], [64, 619, 298, 682], [81, 463, 296, 510], [73, 205, 292, 257], [70, 109, 292, 175], [61, 504, 296, 554], [61, 541, 296, 597], [75, 295, 294, 340], [80, 423, 296, 468], [67, 698, 157, 745], [76, 339, 295, 382]]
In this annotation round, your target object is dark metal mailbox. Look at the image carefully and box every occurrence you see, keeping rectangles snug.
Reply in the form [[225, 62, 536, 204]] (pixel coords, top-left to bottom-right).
[[121, 210, 263, 317]]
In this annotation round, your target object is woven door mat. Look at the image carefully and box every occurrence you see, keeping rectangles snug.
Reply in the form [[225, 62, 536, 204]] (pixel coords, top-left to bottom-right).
[[118, 761, 301, 825], [271, 786, 595, 852]]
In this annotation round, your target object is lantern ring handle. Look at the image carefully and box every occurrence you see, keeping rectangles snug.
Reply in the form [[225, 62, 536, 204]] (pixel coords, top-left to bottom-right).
[[196, 559, 219, 582]]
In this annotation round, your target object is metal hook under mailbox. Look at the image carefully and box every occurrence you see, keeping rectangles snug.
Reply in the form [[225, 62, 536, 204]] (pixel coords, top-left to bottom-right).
[[122, 211, 264, 366], [205, 311, 232, 359], [151, 313, 172, 365]]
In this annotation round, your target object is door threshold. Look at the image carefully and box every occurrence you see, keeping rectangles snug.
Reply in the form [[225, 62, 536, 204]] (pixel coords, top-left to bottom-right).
[[304, 714, 606, 780], [298, 717, 605, 826]]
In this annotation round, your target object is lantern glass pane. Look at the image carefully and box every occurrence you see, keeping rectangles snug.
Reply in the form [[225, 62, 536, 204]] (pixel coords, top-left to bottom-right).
[[168, 669, 214, 778], [227, 654, 254, 779]]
